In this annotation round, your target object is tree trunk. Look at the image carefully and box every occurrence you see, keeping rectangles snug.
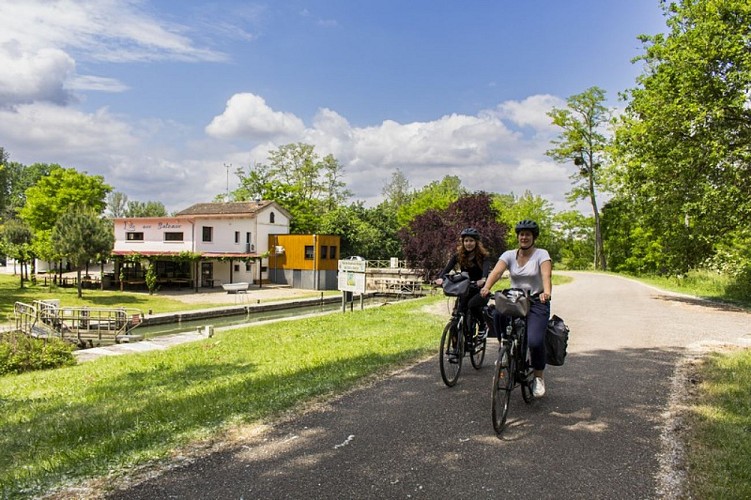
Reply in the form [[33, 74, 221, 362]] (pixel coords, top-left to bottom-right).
[[588, 160, 607, 271]]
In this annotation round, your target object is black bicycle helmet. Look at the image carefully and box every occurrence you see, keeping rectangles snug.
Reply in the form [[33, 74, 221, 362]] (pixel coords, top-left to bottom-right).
[[460, 227, 481, 240], [515, 220, 540, 238]]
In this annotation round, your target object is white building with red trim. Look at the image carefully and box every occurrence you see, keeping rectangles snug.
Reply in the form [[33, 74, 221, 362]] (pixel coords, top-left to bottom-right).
[[112, 201, 290, 289]]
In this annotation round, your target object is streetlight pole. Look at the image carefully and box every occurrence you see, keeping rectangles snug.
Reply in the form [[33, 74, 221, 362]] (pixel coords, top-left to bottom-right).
[[224, 163, 231, 202]]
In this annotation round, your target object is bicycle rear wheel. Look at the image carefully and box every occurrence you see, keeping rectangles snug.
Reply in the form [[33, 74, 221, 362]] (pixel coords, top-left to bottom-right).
[[439, 319, 462, 387], [491, 344, 514, 434]]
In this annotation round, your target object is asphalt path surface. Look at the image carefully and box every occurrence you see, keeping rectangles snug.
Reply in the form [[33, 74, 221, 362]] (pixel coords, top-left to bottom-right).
[[106, 272, 751, 499]]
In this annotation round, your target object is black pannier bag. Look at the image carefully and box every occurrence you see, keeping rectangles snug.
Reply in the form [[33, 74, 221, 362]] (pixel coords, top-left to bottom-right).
[[545, 315, 569, 366]]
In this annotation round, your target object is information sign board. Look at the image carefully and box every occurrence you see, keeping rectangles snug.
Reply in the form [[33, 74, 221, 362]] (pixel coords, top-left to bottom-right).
[[338, 259, 366, 293]]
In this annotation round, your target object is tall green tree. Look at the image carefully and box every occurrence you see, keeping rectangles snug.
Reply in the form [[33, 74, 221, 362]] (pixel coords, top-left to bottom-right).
[[613, 0, 751, 276], [382, 169, 412, 208], [492, 190, 556, 252], [0, 161, 54, 221], [0, 147, 9, 220], [318, 202, 402, 260], [20, 167, 111, 232], [395, 175, 464, 228], [547, 86, 611, 270], [19, 167, 112, 265], [0, 218, 34, 287], [51, 209, 114, 298], [233, 143, 351, 233], [125, 200, 168, 218], [106, 191, 128, 218], [553, 210, 595, 270]]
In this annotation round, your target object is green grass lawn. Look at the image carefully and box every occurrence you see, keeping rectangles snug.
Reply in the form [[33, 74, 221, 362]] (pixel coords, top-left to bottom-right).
[[0, 275, 211, 323]]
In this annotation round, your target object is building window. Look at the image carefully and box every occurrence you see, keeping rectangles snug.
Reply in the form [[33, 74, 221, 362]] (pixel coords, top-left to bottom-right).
[[234, 264, 240, 272], [245, 262, 252, 271], [234, 231, 240, 244], [270, 212, 275, 223], [329, 246, 337, 259], [202, 226, 213, 242], [164, 232, 183, 241], [127, 232, 144, 241], [320, 246, 328, 259], [304, 245, 314, 259]]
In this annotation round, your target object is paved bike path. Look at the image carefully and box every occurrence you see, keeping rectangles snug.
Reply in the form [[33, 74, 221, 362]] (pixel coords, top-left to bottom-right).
[[106, 272, 751, 499]]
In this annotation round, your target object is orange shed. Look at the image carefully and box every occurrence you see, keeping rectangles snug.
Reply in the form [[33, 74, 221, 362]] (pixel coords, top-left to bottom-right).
[[267, 234, 341, 290]]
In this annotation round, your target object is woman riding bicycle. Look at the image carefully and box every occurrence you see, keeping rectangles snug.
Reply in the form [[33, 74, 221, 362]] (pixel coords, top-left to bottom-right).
[[434, 227, 492, 336], [480, 220, 552, 397]]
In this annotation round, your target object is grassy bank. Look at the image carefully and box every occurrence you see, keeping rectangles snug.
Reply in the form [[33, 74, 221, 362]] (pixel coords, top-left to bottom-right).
[[684, 349, 751, 498], [0, 295, 446, 497], [635, 269, 751, 310]]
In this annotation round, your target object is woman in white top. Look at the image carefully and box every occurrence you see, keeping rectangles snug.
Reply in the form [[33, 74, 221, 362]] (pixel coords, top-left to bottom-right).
[[480, 220, 552, 397]]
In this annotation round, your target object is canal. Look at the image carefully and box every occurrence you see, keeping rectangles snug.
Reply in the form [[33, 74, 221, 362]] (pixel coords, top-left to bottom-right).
[[134, 293, 411, 339]]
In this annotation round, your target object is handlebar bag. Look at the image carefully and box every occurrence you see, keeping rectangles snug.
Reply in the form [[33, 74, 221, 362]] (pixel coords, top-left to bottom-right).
[[442, 272, 470, 297], [494, 288, 530, 317]]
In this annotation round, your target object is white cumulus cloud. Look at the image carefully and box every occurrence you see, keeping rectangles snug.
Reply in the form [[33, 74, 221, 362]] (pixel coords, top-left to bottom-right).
[[205, 93, 306, 140], [0, 0, 225, 106]]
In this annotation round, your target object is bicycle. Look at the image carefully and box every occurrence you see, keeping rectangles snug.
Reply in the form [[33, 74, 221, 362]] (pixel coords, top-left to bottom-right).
[[490, 288, 537, 433], [438, 273, 488, 387]]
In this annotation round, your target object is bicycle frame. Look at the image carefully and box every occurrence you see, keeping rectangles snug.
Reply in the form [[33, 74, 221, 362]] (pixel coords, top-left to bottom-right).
[[491, 292, 536, 433], [439, 284, 487, 387]]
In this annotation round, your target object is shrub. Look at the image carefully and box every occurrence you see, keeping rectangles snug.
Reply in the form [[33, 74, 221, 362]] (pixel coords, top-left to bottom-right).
[[0, 332, 76, 375]]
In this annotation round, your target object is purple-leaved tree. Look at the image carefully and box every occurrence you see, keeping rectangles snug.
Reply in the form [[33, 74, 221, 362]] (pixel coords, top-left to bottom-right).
[[399, 192, 508, 279]]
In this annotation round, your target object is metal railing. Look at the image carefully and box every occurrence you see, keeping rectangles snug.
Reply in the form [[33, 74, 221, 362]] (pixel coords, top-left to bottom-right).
[[14, 300, 145, 347]]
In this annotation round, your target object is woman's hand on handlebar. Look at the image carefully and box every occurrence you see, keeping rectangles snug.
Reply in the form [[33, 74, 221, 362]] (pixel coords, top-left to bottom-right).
[[433, 278, 444, 287], [480, 286, 491, 298]]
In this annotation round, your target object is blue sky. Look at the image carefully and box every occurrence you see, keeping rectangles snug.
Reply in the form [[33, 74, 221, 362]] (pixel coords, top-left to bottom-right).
[[0, 0, 668, 214]]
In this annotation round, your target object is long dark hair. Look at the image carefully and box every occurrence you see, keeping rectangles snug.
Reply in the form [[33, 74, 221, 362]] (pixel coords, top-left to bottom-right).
[[455, 239, 489, 269]]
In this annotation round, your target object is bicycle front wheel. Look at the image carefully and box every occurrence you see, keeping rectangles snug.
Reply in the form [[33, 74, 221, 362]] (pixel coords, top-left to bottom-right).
[[470, 322, 486, 369], [520, 349, 535, 403], [491, 344, 514, 434], [439, 320, 462, 387]]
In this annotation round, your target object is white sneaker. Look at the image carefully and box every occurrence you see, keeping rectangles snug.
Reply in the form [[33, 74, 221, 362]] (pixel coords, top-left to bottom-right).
[[532, 377, 546, 398]]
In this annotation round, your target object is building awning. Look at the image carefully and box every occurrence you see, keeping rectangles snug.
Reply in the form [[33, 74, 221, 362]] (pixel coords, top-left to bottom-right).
[[200, 252, 261, 259], [111, 250, 261, 259]]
